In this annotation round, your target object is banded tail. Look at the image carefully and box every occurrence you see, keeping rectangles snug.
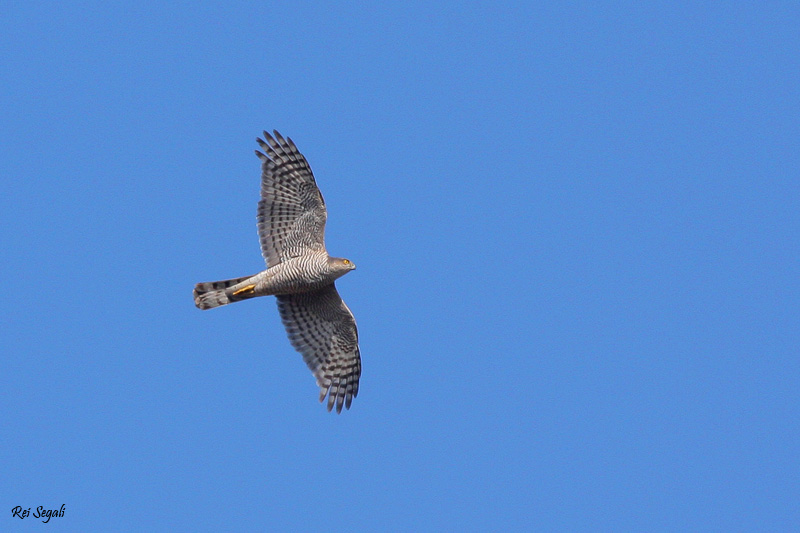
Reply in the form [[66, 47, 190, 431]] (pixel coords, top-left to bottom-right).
[[193, 275, 258, 310]]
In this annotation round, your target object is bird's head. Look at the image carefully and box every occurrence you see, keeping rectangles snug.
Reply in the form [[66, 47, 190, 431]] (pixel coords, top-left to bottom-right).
[[329, 256, 357, 277]]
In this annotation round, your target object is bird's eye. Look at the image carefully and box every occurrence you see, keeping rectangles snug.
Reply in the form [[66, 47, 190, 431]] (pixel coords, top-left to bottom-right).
[[343, 259, 350, 265]]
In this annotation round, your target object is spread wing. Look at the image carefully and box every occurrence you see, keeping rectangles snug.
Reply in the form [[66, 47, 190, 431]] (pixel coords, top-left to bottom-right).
[[276, 284, 361, 413], [255, 131, 327, 268]]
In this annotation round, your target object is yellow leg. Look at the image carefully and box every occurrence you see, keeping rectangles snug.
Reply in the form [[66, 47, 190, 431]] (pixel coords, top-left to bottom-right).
[[232, 284, 256, 296]]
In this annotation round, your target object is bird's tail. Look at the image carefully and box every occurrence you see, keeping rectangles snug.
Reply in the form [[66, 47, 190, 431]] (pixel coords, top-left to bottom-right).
[[193, 275, 258, 310]]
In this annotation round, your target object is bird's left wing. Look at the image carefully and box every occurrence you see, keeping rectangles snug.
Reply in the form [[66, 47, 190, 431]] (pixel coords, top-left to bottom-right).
[[276, 283, 361, 413]]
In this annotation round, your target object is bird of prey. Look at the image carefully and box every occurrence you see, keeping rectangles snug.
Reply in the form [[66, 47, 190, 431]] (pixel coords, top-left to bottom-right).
[[193, 131, 360, 413]]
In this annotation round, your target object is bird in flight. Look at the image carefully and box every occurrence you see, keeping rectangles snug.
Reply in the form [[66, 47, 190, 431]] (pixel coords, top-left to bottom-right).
[[194, 131, 361, 413]]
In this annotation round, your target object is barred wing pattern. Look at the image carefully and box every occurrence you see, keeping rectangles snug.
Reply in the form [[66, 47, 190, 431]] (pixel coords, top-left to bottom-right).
[[255, 131, 327, 268], [277, 284, 361, 413]]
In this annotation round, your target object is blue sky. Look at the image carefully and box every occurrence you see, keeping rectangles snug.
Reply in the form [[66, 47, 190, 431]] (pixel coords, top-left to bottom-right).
[[2, 2, 799, 531]]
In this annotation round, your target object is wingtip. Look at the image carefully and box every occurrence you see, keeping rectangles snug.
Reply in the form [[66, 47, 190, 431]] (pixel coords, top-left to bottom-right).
[[327, 391, 336, 412], [319, 386, 328, 404], [335, 384, 343, 413]]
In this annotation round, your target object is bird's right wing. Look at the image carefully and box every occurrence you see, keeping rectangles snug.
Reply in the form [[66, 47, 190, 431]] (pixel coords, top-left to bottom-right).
[[255, 131, 328, 268]]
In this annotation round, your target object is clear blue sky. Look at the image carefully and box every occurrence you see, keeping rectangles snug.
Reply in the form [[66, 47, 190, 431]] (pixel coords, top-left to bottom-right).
[[3, 2, 799, 531]]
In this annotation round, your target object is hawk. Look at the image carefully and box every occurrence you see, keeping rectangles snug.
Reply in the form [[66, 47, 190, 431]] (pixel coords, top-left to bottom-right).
[[194, 131, 360, 413]]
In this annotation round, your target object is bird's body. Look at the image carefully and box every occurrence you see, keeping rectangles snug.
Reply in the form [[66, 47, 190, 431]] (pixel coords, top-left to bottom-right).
[[194, 255, 353, 307], [193, 131, 361, 413]]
